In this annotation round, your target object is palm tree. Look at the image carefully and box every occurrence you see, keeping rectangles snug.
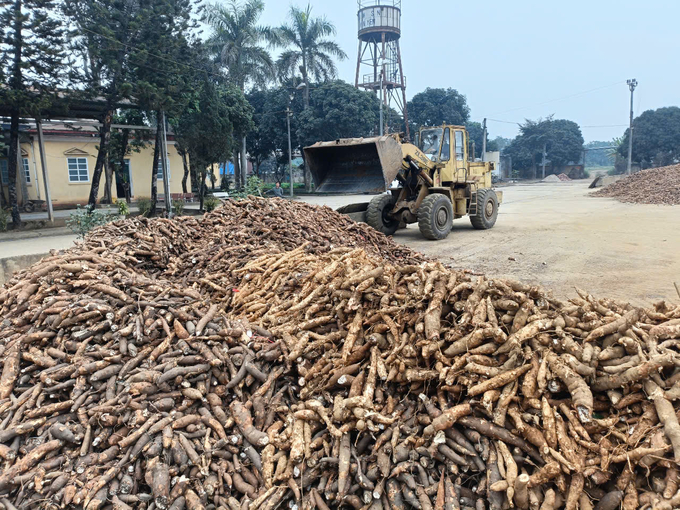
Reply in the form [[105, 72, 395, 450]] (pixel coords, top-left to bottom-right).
[[276, 4, 347, 109], [206, 0, 276, 187]]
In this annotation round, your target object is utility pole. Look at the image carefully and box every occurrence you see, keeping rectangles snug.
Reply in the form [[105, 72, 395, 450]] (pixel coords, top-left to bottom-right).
[[160, 111, 172, 217], [35, 120, 54, 223], [379, 63, 385, 136], [286, 107, 293, 198], [541, 143, 547, 180], [481, 118, 487, 162], [626, 79, 637, 175]]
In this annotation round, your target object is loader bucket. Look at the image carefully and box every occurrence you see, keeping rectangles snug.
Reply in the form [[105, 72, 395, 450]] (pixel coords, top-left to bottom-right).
[[304, 136, 404, 193]]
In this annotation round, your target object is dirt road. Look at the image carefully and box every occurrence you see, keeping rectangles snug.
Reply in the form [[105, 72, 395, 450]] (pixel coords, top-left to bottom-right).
[[303, 181, 680, 305]]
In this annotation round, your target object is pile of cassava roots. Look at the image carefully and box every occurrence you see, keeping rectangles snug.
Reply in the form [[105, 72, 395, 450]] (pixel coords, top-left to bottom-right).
[[592, 164, 680, 205], [1, 197, 680, 510]]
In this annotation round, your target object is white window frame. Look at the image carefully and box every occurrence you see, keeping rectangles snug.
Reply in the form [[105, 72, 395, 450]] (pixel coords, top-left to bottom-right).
[[156, 157, 170, 180], [22, 157, 31, 185], [67, 157, 90, 183], [0, 160, 7, 185]]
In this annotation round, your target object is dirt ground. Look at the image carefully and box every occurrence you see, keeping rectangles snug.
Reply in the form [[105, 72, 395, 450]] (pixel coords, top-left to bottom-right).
[[303, 181, 680, 306]]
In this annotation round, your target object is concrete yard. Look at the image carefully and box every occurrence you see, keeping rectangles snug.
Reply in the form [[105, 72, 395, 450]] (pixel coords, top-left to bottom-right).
[[304, 181, 680, 306]]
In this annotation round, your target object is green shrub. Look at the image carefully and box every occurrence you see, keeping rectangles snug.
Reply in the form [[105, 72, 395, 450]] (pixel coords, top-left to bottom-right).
[[0, 208, 10, 232], [172, 199, 185, 216], [203, 196, 220, 212], [66, 205, 115, 238], [137, 198, 152, 217], [117, 200, 130, 217], [230, 176, 265, 200]]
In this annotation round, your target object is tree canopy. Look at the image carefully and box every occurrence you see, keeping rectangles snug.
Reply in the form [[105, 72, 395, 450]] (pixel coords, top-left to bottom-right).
[[1, 0, 68, 224], [295, 81, 379, 149], [206, 0, 276, 92], [619, 106, 680, 168], [407, 88, 470, 134], [504, 116, 584, 178], [275, 4, 347, 109]]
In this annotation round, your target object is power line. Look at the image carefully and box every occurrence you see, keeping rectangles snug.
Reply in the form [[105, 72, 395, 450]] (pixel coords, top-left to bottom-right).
[[486, 118, 522, 126], [581, 124, 628, 128], [484, 80, 626, 118], [79, 26, 224, 80]]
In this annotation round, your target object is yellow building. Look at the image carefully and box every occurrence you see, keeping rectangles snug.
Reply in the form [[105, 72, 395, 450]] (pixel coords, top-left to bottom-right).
[[0, 121, 187, 209]]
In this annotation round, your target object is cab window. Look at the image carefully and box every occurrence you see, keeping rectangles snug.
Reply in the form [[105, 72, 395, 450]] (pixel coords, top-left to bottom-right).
[[455, 131, 464, 161], [440, 129, 450, 161]]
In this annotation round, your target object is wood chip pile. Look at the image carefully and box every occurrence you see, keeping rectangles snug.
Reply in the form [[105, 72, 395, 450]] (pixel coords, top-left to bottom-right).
[[1, 198, 680, 510], [592, 165, 680, 205]]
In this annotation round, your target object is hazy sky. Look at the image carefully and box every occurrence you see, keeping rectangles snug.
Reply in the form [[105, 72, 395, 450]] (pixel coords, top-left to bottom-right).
[[254, 0, 680, 142]]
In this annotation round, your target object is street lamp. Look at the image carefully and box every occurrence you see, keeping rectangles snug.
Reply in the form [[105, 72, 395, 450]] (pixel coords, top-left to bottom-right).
[[626, 79, 638, 175]]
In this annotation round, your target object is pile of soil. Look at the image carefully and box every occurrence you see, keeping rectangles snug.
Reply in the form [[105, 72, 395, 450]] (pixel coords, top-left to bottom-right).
[[592, 165, 680, 205], [541, 174, 561, 183], [557, 173, 571, 182], [1, 198, 680, 509]]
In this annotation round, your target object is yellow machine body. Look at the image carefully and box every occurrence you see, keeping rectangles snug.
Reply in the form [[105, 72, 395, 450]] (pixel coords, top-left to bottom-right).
[[304, 125, 502, 239]]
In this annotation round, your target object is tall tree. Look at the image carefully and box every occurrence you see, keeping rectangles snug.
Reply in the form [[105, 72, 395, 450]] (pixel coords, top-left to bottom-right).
[[245, 89, 277, 176], [275, 4, 347, 109], [131, 0, 199, 216], [172, 44, 253, 206], [63, 0, 144, 210], [407, 88, 470, 135], [173, 78, 253, 209], [504, 116, 584, 178], [206, 0, 276, 189], [618, 106, 680, 168], [257, 86, 304, 178], [108, 111, 149, 203], [296, 81, 379, 149], [0, 0, 67, 225]]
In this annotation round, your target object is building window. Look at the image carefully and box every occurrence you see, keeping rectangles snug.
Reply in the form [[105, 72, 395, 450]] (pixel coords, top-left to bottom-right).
[[22, 158, 31, 184], [0, 160, 7, 184], [67, 157, 89, 182], [156, 158, 169, 180], [0, 160, 30, 184]]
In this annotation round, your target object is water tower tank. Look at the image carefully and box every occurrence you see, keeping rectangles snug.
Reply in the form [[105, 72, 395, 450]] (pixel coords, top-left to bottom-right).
[[358, 0, 401, 42], [355, 1, 409, 138]]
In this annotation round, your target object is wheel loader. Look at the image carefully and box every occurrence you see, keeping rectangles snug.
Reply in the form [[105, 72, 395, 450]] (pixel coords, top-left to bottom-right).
[[303, 125, 502, 240]]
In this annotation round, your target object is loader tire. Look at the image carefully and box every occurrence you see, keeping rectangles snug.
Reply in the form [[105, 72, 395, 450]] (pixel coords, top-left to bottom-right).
[[418, 194, 453, 240], [366, 194, 399, 236], [470, 189, 499, 230]]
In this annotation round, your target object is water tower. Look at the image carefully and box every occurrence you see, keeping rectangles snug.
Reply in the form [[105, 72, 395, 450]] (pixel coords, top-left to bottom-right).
[[355, 0, 409, 138]]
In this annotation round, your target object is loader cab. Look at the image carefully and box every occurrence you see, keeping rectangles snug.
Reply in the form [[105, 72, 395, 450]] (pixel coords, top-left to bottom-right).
[[418, 126, 468, 183]]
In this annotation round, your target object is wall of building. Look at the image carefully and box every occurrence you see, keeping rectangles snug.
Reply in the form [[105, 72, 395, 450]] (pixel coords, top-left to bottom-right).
[[484, 151, 501, 178], [1, 137, 185, 207]]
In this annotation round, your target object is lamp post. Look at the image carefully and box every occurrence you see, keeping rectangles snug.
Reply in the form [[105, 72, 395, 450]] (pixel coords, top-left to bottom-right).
[[626, 79, 638, 175]]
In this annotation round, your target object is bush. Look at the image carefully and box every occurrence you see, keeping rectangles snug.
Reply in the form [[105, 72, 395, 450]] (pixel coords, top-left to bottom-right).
[[118, 200, 130, 217], [203, 196, 220, 212], [66, 205, 115, 238], [0, 208, 10, 232], [137, 198, 152, 217], [172, 199, 185, 216], [230, 176, 265, 200]]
